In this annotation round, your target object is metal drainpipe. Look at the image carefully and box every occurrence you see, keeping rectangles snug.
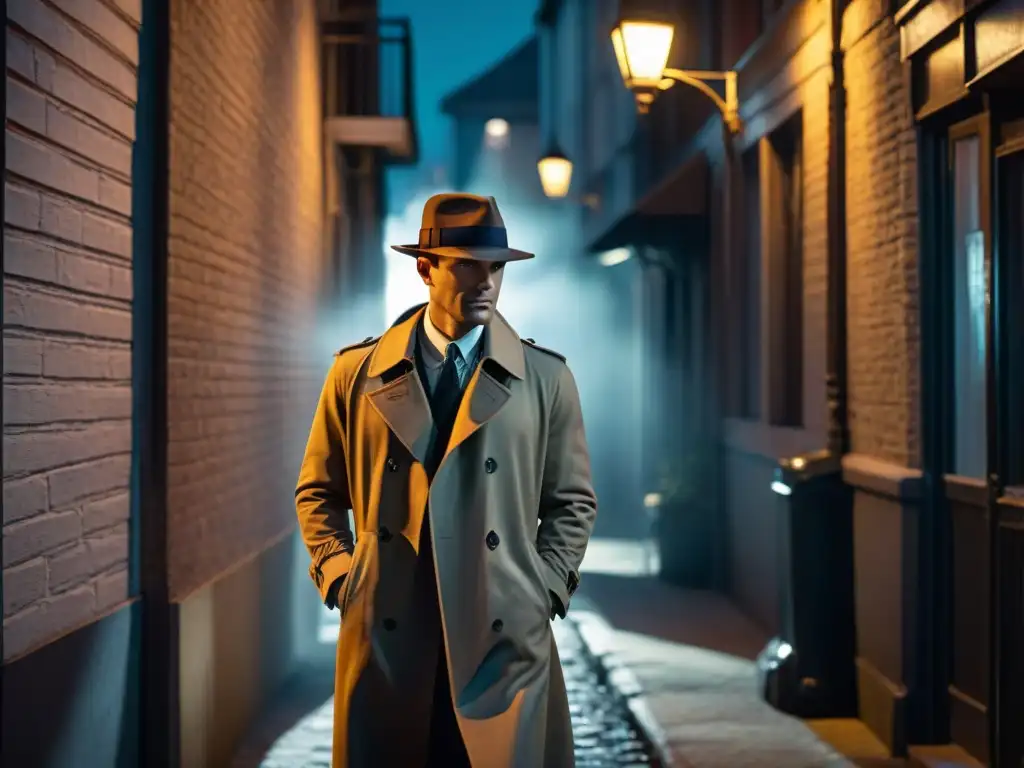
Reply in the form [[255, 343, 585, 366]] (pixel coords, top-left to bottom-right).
[[826, 0, 849, 458]]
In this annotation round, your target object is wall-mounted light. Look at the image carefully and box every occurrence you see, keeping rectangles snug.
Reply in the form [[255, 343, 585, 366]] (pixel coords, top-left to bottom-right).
[[609, 12, 741, 131]]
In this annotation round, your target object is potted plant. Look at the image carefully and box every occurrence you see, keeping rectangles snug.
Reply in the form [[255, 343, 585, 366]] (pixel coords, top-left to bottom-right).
[[651, 449, 714, 588]]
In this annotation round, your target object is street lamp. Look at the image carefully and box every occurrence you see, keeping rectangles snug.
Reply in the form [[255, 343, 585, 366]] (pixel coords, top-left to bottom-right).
[[537, 146, 572, 198], [610, 16, 741, 132]]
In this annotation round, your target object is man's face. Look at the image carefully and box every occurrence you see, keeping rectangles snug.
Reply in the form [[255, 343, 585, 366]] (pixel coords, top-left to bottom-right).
[[417, 256, 506, 327]]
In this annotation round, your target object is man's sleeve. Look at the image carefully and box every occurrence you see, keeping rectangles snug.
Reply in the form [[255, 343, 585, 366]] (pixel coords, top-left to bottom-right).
[[536, 364, 598, 618], [296, 357, 355, 607]]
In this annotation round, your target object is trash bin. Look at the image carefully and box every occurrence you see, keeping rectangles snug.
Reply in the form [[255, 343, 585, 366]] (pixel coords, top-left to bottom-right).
[[756, 449, 857, 719]]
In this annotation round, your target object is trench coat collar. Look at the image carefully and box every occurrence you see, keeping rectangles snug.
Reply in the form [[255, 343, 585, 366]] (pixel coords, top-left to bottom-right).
[[367, 303, 526, 381]]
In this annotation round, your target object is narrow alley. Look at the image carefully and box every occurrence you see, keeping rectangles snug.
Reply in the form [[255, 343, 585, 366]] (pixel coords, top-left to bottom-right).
[[4, 0, 1024, 767], [232, 612, 659, 768]]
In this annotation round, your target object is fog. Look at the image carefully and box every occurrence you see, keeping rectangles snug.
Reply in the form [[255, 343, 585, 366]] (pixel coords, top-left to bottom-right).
[[315, 137, 652, 540]]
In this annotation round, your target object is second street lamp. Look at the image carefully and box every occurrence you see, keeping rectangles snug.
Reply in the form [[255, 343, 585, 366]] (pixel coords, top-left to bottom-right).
[[610, 15, 741, 132], [537, 146, 573, 198]]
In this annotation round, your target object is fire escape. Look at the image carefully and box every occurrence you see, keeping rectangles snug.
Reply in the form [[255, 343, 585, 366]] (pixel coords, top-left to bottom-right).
[[321, 2, 418, 310]]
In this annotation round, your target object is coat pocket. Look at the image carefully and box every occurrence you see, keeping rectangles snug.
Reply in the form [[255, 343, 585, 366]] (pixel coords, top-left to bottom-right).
[[340, 533, 374, 620]]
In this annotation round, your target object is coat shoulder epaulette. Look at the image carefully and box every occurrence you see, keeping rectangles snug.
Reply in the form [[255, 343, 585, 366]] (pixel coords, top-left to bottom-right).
[[335, 335, 379, 357], [521, 337, 566, 363]]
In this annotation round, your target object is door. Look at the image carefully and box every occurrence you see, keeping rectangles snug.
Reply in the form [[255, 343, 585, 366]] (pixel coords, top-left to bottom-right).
[[993, 134, 1024, 768], [942, 115, 993, 764]]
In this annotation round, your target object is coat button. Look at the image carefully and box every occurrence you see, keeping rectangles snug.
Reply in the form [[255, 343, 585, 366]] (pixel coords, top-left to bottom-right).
[[485, 530, 500, 550], [484, 457, 498, 473], [491, 619, 503, 632], [383, 618, 396, 631], [378, 525, 392, 542], [386, 457, 399, 472]]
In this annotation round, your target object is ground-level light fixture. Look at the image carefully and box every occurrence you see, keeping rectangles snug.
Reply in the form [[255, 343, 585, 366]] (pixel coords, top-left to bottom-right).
[[537, 145, 573, 198], [597, 247, 631, 267], [610, 14, 741, 132]]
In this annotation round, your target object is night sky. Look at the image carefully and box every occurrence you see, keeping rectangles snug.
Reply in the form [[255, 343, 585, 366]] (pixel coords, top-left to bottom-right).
[[379, 0, 536, 211]]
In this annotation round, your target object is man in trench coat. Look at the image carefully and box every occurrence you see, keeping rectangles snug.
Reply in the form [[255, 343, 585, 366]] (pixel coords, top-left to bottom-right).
[[296, 192, 598, 767]]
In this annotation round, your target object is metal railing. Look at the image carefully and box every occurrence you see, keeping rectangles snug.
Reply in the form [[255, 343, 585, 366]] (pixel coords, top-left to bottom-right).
[[321, 14, 416, 153]]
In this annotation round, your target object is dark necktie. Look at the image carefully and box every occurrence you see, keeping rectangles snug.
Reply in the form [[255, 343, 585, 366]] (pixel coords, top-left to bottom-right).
[[426, 347, 463, 477]]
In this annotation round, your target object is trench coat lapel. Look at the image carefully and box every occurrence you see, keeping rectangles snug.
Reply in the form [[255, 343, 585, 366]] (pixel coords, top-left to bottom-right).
[[365, 306, 434, 464], [444, 310, 525, 461]]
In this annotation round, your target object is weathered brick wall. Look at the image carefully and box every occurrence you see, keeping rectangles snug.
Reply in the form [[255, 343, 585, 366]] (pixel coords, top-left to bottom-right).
[[166, 0, 324, 600], [843, 0, 920, 468], [4, 0, 139, 660]]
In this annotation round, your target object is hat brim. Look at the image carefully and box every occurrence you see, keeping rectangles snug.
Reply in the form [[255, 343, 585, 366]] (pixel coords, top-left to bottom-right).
[[390, 245, 534, 262]]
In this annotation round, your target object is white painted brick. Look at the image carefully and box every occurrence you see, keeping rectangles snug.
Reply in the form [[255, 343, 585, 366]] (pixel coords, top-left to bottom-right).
[[2, 585, 97, 661], [47, 525, 127, 592], [6, 77, 47, 134], [4, 382, 132, 426], [40, 193, 85, 243], [6, 132, 101, 203], [2, 476, 49, 525], [3, 510, 82, 566], [8, 0, 136, 100], [45, 101, 133, 176], [3, 422, 131, 477], [3, 232, 59, 283], [43, 340, 131, 379], [7, 29, 36, 80], [4, 284, 131, 340], [95, 567, 129, 612], [55, 248, 126, 296], [3, 336, 44, 376], [82, 211, 132, 259], [2, 559, 48, 616], [47, 453, 131, 508], [98, 174, 131, 216], [35, 49, 136, 138], [85, 523, 129, 572], [47, 543, 94, 592], [4, 182, 42, 230], [48, 0, 140, 65], [83, 492, 130, 533]]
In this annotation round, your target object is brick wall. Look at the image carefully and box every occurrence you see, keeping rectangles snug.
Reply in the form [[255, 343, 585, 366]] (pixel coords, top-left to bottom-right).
[[843, 0, 920, 468], [4, 0, 139, 661], [166, 0, 324, 600]]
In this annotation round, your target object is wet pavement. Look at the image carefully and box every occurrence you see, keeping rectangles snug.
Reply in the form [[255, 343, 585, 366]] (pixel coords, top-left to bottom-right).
[[232, 617, 660, 767]]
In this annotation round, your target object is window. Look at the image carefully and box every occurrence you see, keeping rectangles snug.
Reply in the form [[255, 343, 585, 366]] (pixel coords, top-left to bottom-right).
[[950, 132, 987, 478], [731, 145, 762, 420], [764, 113, 804, 427]]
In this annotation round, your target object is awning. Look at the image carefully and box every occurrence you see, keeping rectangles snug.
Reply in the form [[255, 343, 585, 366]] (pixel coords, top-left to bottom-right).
[[587, 150, 709, 254]]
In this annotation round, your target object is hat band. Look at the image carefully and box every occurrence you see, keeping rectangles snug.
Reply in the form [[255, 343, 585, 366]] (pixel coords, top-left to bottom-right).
[[418, 225, 508, 249]]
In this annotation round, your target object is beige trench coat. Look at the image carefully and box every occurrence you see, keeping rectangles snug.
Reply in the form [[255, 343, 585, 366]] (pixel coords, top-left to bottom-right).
[[296, 304, 598, 768]]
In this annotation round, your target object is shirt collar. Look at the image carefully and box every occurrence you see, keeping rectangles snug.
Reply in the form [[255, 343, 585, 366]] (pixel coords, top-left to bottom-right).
[[423, 305, 485, 362]]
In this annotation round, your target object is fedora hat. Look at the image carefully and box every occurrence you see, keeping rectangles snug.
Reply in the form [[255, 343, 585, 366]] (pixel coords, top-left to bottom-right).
[[390, 192, 534, 262]]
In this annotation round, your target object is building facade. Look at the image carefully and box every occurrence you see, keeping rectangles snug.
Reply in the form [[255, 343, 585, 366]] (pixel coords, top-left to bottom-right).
[[2, 1, 415, 765], [440, 36, 544, 203], [539, 0, 1023, 764]]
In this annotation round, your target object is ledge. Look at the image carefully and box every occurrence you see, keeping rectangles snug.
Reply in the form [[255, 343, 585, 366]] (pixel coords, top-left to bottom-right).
[[842, 453, 924, 501]]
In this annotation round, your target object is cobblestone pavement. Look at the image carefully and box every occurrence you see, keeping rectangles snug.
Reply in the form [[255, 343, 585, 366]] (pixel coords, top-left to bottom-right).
[[232, 618, 660, 767]]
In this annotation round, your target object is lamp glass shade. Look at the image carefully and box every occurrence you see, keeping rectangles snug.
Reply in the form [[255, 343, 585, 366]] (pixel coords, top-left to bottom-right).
[[538, 154, 572, 198], [610, 20, 673, 89]]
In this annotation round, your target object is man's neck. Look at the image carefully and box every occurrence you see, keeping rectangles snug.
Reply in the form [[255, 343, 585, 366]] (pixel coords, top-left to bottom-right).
[[427, 303, 475, 341]]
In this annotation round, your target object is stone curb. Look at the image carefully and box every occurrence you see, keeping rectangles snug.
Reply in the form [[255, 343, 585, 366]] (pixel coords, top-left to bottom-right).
[[568, 609, 689, 768]]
